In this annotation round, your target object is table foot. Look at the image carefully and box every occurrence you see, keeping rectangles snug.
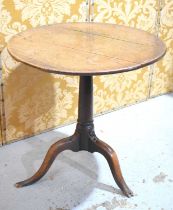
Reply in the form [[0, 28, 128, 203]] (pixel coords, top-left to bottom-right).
[[90, 139, 134, 197], [15, 134, 79, 188]]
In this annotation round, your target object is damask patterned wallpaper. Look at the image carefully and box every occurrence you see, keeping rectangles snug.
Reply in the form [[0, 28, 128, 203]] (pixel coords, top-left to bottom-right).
[[0, 0, 172, 144], [0, 0, 87, 144], [0, 0, 87, 51], [92, 0, 173, 97], [150, 0, 173, 96], [93, 0, 158, 33]]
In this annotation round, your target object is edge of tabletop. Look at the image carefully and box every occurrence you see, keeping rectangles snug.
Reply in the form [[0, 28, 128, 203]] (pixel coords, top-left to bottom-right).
[[7, 22, 167, 76], [6, 48, 166, 76]]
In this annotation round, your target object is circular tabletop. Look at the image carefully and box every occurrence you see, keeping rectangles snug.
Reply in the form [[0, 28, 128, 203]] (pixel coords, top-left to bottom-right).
[[7, 23, 166, 76]]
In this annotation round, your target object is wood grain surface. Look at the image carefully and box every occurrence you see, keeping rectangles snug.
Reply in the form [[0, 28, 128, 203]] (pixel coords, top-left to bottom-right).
[[7, 23, 166, 75]]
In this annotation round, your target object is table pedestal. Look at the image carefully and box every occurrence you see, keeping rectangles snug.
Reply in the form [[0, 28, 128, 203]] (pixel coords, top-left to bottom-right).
[[15, 76, 133, 197]]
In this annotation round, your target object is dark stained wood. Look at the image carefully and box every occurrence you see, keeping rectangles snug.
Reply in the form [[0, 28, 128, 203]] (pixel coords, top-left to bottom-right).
[[7, 23, 166, 76]]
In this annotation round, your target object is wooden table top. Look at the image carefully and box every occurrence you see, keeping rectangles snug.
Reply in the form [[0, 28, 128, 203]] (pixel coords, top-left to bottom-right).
[[7, 23, 166, 76]]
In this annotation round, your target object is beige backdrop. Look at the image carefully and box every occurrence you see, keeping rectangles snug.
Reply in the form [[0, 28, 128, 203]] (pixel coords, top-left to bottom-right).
[[0, 0, 172, 145]]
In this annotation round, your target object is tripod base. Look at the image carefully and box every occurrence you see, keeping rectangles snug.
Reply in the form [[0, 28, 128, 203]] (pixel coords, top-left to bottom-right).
[[15, 122, 133, 198]]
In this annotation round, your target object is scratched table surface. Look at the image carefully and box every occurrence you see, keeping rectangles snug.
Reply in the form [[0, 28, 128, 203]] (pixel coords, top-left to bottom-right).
[[7, 23, 166, 76]]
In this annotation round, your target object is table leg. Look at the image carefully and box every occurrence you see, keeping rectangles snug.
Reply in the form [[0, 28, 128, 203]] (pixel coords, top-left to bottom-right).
[[15, 76, 133, 197], [90, 138, 134, 197], [15, 134, 79, 188], [76, 76, 133, 197]]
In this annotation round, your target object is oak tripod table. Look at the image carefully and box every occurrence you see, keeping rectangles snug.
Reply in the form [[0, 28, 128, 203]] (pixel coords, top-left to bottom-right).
[[7, 23, 166, 197]]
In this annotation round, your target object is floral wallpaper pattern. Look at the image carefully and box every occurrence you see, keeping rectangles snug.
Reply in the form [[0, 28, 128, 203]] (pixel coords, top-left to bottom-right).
[[13, 0, 76, 26], [0, 0, 172, 144], [0, 0, 87, 50], [93, 0, 158, 33], [150, 0, 173, 96], [1, 48, 79, 142]]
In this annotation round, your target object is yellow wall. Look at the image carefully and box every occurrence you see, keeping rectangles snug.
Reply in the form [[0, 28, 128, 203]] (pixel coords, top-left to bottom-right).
[[0, 0, 172, 145], [0, 0, 87, 51], [0, 0, 87, 144], [150, 0, 173, 96], [92, 0, 173, 97]]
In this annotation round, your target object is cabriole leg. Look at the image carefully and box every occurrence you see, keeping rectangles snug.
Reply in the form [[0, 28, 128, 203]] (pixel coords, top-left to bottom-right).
[[90, 138, 133, 197], [15, 134, 79, 188]]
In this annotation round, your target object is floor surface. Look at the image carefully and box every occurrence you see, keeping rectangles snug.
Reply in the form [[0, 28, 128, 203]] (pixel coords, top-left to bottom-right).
[[0, 94, 173, 210]]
